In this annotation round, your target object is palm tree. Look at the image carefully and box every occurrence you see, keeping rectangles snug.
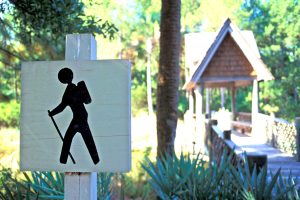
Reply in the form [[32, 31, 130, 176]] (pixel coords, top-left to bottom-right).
[[156, 0, 181, 158]]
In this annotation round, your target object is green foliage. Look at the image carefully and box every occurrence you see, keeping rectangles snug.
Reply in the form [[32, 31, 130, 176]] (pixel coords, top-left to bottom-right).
[[122, 147, 155, 199], [0, 170, 63, 199], [0, 100, 20, 127], [0, 170, 114, 199], [178, 90, 188, 118], [238, 0, 300, 120], [131, 59, 151, 116], [206, 89, 232, 112], [98, 172, 114, 200], [2, 0, 118, 41], [273, 171, 300, 199], [230, 157, 299, 200], [182, 0, 300, 121], [181, 0, 201, 33], [132, 84, 148, 116], [95, 0, 205, 115], [142, 152, 237, 199], [0, 0, 118, 103], [236, 87, 252, 113], [142, 152, 300, 200], [259, 81, 281, 114], [0, 129, 19, 172], [0, 0, 299, 121], [199, 0, 244, 31], [0, 66, 17, 101]]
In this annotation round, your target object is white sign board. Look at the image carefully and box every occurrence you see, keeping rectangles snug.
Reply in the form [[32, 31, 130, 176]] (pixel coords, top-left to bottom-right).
[[20, 60, 131, 172]]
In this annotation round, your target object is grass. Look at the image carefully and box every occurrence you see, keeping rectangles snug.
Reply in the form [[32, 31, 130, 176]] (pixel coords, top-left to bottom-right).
[[0, 128, 19, 172], [0, 123, 158, 199], [0, 113, 207, 199], [110, 147, 157, 199]]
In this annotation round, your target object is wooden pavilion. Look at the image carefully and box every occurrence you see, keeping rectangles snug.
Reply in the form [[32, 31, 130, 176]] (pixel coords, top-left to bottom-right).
[[184, 18, 273, 135]]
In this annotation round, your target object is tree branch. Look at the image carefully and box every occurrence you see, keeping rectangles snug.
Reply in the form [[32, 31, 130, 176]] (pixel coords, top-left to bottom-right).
[[0, 46, 23, 60]]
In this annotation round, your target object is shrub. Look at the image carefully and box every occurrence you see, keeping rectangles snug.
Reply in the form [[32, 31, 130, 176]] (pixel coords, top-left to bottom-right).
[[142, 152, 300, 200], [132, 84, 148, 116], [122, 147, 155, 199], [98, 172, 114, 200], [0, 101, 20, 128], [0, 170, 114, 199], [231, 158, 299, 200], [142, 152, 238, 199]]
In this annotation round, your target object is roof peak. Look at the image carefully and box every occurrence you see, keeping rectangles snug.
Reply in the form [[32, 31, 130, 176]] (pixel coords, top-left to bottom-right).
[[184, 18, 274, 90]]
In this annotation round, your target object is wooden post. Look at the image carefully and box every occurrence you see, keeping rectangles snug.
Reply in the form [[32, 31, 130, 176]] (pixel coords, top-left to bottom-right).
[[223, 130, 231, 140], [246, 153, 267, 174], [231, 87, 236, 120], [295, 117, 300, 162], [64, 34, 97, 200], [188, 90, 194, 114], [200, 86, 205, 114], [195, 85, 204, 117], [251, 80, 259, 136], [208, 119, 218, 163], [195, 85, 205, 149], [206, 88, 211, 118], [251, 80, 259, 114], [221, 88, 225, 108], [257, 81, 261, 113]]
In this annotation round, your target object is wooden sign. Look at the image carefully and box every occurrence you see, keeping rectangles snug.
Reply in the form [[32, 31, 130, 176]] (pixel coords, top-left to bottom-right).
[[20, 60, 131, 172]]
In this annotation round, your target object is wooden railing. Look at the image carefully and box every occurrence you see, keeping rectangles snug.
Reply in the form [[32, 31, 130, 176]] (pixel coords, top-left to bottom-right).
[[256, 113, 297, 155], [206, 119, 267, 169]]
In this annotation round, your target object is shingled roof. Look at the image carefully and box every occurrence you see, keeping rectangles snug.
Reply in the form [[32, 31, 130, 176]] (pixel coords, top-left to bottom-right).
[[184, 18, 273, 90]]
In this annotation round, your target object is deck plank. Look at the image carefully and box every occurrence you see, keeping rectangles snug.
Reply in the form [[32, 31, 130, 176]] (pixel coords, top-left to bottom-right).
[[231, 130, 300, 177]]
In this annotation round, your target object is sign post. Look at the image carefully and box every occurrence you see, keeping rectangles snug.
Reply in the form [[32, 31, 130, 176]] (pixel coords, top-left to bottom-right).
[[20, 34, 131, 199], [64, 34, 97, 200]]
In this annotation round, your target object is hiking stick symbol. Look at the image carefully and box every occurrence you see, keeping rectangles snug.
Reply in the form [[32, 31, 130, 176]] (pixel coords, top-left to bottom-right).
[[48, 110, 76, 164]]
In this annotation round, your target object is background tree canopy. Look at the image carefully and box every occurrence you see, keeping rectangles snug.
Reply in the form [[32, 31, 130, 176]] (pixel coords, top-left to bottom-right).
[[0, 0, 299, 127], [238, 0, 300, 120], [0, 0, 117, 101]]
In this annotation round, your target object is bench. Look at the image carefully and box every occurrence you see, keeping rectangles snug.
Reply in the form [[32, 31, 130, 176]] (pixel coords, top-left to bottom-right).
[[232, 112, 252, 134], [232, 121, 252, 134], [235, 112, 252, 122]]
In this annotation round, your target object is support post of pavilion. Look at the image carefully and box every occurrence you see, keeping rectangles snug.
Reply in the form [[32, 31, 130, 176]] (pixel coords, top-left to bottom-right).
[[231, 86, 236, 121], [195, 85, 205, 151], [251, 79, 259, 137], [206, 88, 211, 118]]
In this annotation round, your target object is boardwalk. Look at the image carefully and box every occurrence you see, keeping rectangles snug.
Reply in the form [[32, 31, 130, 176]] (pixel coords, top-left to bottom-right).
[[231, 130, 300, 177]]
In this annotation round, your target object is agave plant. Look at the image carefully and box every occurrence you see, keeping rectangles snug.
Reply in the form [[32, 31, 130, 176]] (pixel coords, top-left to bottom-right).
[[230, 154, 300, 200], [183, 152, 238, 200], [0, 171, 64, 200], [142, 151, 239, 199], [271, 170, 299, 199], [231, 163, 279, 199], [98, 172, 114, 200], [143, 151, 300, 200], [141, 153, 195, 199], [0, 169, 114, 200]]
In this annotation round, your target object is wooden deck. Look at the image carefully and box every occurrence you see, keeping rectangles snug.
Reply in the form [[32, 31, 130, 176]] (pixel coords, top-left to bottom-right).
[[231, 130, 300, 177]]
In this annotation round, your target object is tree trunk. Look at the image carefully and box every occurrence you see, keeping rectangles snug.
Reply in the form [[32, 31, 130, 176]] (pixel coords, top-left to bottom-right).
[[156, 0, 181, 158]]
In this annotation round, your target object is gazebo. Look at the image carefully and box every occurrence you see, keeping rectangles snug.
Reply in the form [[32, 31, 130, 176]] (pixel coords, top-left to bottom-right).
[[184, 18, 273, 136]]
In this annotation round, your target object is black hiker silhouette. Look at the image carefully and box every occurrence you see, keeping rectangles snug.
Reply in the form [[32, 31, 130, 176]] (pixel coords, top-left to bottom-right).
[[48, 68, 100, 165]]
